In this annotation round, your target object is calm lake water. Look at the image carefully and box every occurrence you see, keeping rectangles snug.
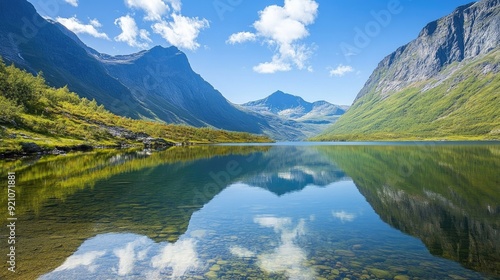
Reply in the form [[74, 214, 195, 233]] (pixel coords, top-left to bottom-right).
[[1, 143, 499, 279]]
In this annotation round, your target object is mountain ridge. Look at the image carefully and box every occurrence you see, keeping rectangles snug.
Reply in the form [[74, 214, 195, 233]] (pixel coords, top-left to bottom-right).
[[356, 0, 500, 100], [0, 0, 307, 141], [315, 0, 500, 141], [243, 90, 348, 137]]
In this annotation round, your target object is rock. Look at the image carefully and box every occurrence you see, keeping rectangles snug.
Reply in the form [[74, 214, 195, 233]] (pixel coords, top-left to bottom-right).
[[368, 268, 392, 279], [352, 244, 363, 250], [143, 137, 174, 149], [204, 271, 218, 278], [394, 275, 410, 280], [209, 264, 221, 271], [21, 142, 42, 153], [334, 249, 355, 257], [72, 144, 93, 152], [51, 148, 66, 155]]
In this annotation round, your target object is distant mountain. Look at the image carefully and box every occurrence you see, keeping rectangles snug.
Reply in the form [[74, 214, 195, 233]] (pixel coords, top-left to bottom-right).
[[0, 0, 307, 141], [316, 0, 500, 141], [243, 91, 348, 138]]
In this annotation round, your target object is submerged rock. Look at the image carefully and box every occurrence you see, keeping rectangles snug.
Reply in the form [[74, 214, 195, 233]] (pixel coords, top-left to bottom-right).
[[21, 142, 42, 153]]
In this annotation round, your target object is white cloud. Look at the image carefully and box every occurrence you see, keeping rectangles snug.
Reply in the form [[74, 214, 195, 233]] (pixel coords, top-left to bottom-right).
[[152, 14, 209, 50], [55, 250, 106, 272], [229, 246, 256, 258], [114, 15, 152, 49], [56, 16, 110, 40], [125, 0, 169, 21], [227, 0, 319, 74], [167, 0, 182, 12], [254, 216, 316, 279], [332, 210, 356, 222], [329, 64, 354, 77], [89, 18, 102, 28], [124, 0, 183, 21], [151, 239, 199, 278], [226, 32, 257, 44], [113, 237, 148, 276], [64, 0, 78, 7]]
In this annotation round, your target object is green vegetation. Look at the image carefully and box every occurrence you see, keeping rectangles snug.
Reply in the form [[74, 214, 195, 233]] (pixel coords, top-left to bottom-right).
[[0, 57, 271, 153], [318, 144, 500, 275], [313, 50, 500, 141], [0, 145, 270, 279]]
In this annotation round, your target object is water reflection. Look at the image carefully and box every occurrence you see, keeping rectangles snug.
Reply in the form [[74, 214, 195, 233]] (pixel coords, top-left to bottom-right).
[[0, 144, 498, 279], [317, 144, 500, 276]]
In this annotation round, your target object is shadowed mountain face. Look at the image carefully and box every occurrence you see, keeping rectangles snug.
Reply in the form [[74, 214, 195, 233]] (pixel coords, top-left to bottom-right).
[[0, 0, 149, 119], [318, 0, 500, 140], [319, 144, 500, 277], [0, 0, 309, 140]]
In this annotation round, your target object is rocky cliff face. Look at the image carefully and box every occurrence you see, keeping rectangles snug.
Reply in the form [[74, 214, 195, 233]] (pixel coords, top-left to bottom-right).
[[316, 0, 500, 141], [357, 0, 500, 99]]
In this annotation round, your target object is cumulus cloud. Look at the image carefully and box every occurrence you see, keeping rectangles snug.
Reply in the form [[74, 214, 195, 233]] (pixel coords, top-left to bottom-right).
[[332, 210, 356, 222], [125, 0, 169, 21], [254, 216, 316, 279], [54, 250, 106, 272], [226, 32, 257, 44], [114, 15, 152, 49], [124, 0, 183, 21], [113, 237, 149, 276], [121, 0, 208, 51], [329, 64, 354, 77], [151, 239, 200, 278], [229, 246, 256, 258], [64, 0, 78, 7], [56, 16, 110, 39], [152, 14, 209, 50], [227, 0, 319, 74]]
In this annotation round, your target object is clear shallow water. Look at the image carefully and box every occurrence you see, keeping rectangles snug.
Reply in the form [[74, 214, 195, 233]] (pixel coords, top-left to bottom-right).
[[0, 144, 499, 279]]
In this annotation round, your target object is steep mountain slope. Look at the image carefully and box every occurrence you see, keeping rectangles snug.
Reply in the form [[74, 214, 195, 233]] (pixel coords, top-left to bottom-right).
[[0, 0, 149, 119], [100, 46, 267, 133], [0, 0, 306, 140], [316, 0, 500, 140], [244, 91, 347, 138]]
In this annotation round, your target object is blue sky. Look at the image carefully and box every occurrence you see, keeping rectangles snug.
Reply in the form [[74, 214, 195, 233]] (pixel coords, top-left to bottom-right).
[[28, 0, 476, 106]]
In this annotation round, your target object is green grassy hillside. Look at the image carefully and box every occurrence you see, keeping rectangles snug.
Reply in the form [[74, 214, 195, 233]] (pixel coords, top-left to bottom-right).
[[313, 50, 500, 141], [0, 58, 271, 153]]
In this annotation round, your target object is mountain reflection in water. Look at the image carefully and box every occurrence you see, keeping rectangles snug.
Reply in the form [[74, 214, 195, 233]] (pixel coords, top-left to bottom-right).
[[0, 143, 498, 279]]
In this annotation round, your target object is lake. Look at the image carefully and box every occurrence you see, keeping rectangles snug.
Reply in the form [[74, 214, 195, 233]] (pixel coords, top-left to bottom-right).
[[0, 143, 499, 279]]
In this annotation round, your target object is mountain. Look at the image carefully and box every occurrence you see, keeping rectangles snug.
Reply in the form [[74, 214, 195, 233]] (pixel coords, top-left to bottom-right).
[[319, 145, 500, 276], [0, 0, 150, 119], [315, 0, 500, 141], [243, 91, 348, 138], [0, 0, 306, 141]]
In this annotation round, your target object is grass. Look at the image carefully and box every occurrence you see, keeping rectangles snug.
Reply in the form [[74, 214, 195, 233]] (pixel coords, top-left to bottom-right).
[[0, 57, 272, 153], [313, 50, 500, 141]]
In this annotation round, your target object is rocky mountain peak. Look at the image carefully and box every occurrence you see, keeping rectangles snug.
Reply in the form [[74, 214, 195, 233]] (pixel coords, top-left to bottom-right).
[[356, 0, 500, 100]]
